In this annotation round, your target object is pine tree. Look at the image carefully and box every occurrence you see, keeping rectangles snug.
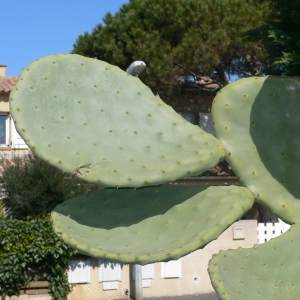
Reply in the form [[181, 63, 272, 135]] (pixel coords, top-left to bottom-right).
[[72, 0, 270, 106], [258, 0, 300, 75]]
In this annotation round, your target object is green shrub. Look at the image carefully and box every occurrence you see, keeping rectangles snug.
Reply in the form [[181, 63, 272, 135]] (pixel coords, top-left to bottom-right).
[[1, 154, 99, 219], [0, 219, 78, 300]]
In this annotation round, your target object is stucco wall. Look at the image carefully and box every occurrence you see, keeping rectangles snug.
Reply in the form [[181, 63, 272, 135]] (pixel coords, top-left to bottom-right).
[[6, 296, 51, 300], [0, 96, 10, 112], [67, 259, 130, 300], [139, 220, 257, 299]]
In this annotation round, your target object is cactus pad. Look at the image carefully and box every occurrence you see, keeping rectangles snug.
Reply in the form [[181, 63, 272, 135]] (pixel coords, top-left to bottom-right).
[[51, 184, 254, 264], [10, 54, 224, 188], [209, 223, 300, 300], [212, 76, 300, 223]]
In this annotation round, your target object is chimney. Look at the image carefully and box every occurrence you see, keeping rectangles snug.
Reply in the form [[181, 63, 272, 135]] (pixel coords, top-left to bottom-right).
[[0, 65, 7, 76]]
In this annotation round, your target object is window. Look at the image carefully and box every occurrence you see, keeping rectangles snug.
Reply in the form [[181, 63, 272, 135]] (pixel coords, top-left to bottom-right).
[[0, 115, 29, 148], [199, 112, 215, 136], [0, 114, 9, 146], [178, 112, 216, 135]]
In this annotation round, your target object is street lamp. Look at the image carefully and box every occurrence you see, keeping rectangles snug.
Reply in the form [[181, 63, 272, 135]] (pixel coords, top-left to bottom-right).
[[126, 61, 146, 77]]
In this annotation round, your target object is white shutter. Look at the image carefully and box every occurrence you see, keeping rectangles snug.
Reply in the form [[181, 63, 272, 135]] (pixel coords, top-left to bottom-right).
[[11, 117, 28, 149], [102, 281, 119, 290], [132, 263, 155, 288], [161, 259, 182, 278], [98, 260, 122, 290], [199, 113, 215, 136], [141, 279, 151, 288], [142, 264, 155, 279], [142, 264, 155, 287], [68, 259, 91, 283]]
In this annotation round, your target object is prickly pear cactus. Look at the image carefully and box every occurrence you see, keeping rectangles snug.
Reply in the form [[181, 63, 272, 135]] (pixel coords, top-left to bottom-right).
[[212, 76, 300, 223], [10, 54, 224, 188], [208, 223, 300, 300], [52, 184, 254, 264], [10, 54, 300, 299], [210, 76, 300, 299]]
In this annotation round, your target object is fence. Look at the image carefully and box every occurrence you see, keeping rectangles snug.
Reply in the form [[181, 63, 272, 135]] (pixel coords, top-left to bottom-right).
[[257, 222, 291, 244]]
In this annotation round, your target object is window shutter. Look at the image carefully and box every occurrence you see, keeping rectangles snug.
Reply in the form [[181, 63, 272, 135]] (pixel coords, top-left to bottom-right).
[[98, 260, 122, 290], [132, 263, 155, 287], [142, 263, 155, 279], [142, 263, 154, 287], [161, 259, 182, 278], [11, 117, 28, 149], [102, 281, 119, 290], [68, 259, 91, 283]]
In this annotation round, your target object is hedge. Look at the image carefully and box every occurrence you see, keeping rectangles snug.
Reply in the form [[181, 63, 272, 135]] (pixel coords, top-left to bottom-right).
[[0, 219, 77, 300]]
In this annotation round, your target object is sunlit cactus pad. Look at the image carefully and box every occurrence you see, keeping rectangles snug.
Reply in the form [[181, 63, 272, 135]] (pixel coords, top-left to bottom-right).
[[212, 76, 300, 223], [209, 223, 300, 300], [10, 54, 224, 188], [51, 185, 254, 264]]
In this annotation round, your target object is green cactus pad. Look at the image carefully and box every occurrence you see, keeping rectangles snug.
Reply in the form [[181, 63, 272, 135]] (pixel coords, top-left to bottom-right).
[[51, 184, 254, 264], [212, 76, 300, 223], [209, 223, 300, 300], [10, 54, 224, 188]]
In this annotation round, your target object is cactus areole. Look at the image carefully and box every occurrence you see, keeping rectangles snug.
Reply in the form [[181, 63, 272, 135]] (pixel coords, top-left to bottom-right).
[[9, 54, 300, 299]]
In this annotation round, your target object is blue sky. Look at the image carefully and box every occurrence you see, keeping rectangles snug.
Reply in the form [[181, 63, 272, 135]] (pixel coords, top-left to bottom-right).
[[1, 1, 128, 76]]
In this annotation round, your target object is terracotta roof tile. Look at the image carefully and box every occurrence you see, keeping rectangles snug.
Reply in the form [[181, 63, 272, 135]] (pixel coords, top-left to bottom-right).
[[0, 76, 18, 95]]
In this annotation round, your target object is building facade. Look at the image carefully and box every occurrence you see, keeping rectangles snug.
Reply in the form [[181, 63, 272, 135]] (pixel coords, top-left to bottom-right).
[[0, 65, 29, 157]]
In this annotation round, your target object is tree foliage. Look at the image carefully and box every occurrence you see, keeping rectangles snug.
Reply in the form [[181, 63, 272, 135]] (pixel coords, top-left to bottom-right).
[[246, 0, 300, 75], [1, 154, 99, 220], [72, 0, 270, 107]]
